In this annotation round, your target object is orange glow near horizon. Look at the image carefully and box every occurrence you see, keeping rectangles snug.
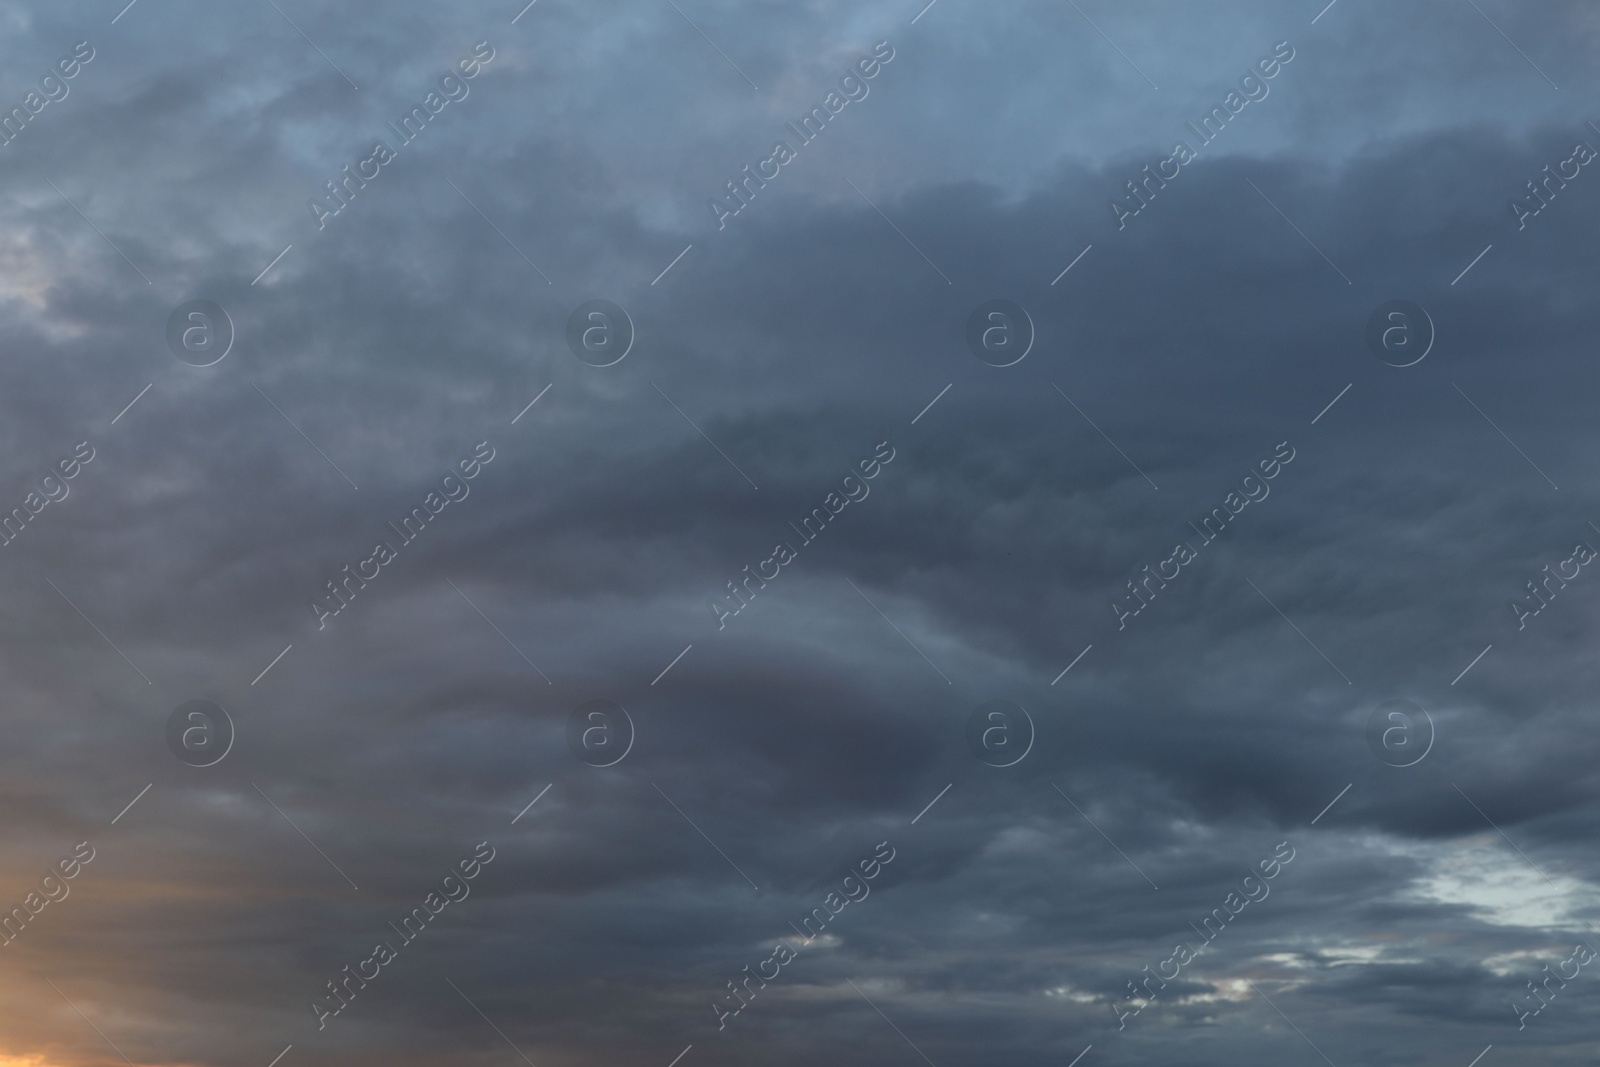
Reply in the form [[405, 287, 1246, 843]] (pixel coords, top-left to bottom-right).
[[0, 1055, 59, 1067], [0, 1054, 197, 1067]]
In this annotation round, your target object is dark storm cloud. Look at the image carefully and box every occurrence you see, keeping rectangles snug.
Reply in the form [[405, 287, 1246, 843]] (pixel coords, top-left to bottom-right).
[[2, 2, 1600, 1067]]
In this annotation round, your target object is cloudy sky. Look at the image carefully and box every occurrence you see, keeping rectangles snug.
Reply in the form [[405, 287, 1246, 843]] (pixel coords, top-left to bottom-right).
[[2, 0, 1600, 1065]]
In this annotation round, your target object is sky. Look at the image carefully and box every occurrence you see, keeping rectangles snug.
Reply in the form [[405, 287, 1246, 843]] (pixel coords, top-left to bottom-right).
[[1, 1, 1599, 1065]]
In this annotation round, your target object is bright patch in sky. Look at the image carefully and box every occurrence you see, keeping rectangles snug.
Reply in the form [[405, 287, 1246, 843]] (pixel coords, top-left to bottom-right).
[[1403, 835, 1592, 930]]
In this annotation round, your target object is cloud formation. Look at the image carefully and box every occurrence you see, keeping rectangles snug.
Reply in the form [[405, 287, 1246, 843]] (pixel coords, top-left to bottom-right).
[[1, 2, 1599, 1066]]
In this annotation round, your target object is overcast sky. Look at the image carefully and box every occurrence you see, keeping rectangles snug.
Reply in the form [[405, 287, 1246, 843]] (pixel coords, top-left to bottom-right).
[[1, 1, 1599, 1066]]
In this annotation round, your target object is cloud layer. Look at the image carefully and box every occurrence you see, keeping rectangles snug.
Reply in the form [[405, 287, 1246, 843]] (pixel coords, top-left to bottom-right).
[[1, 2, 1599, 1066]]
